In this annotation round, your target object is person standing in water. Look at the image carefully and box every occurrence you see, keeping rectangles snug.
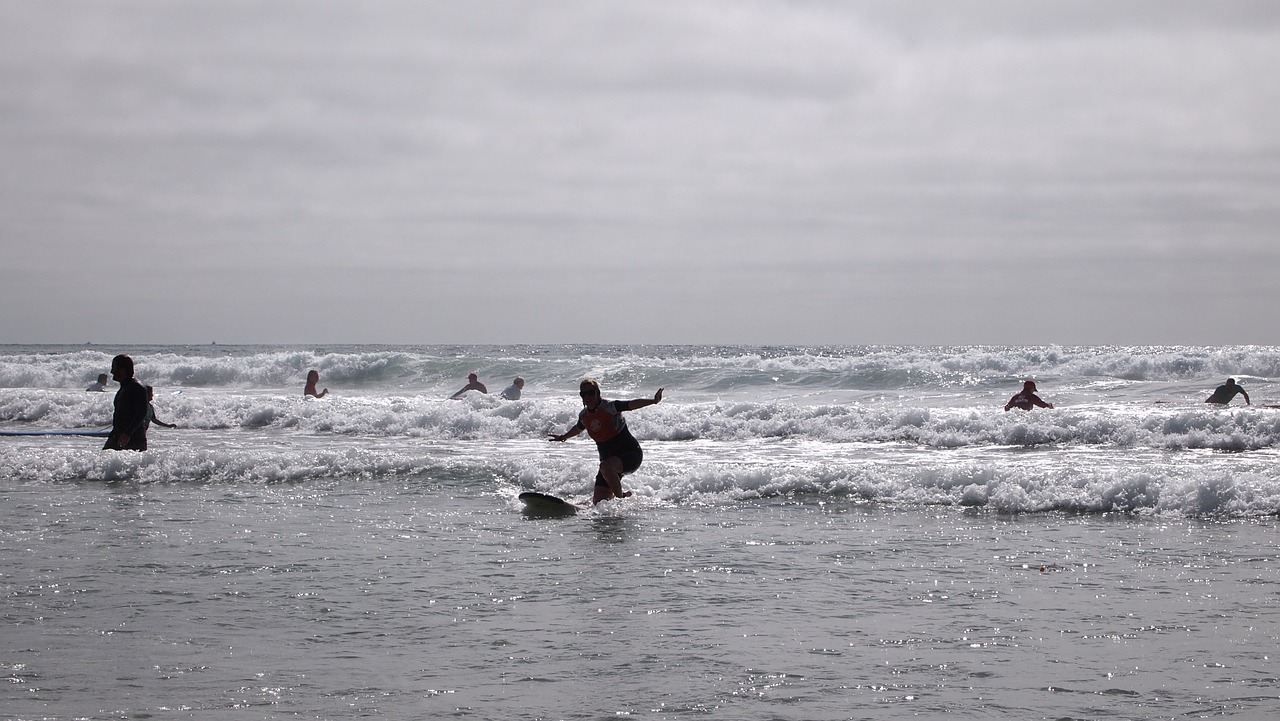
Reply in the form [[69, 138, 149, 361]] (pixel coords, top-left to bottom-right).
[[549, 379, 663, 504], [1205, 378, 1250, 406], [1004, 380, 1054, 411], [145, 386, 177, 431], [104, 354, 149, 451], [304, 370, 329, 398]]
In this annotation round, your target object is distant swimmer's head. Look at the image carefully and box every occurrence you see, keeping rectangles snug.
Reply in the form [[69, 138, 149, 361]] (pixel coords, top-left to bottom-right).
[[468, 372, 479, 382], [514, 376, 525, 388], [1226, 378, 1236, 385], [307, 369, 320, 383], [1023, 380, 1037, 391], [97, 373, 108, 384]]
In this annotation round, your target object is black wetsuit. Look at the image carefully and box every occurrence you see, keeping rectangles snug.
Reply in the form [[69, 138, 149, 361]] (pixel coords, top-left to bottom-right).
[[1205, 383, 1246, 405], [580, 399, 644, 487], [594, 431, 644, 487], [105, 378, 150, 451], [1006, 390, 1050, 411]]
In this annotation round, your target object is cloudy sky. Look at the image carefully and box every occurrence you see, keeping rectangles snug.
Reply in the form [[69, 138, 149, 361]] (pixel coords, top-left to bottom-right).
[[3, 1, 1278, 346]]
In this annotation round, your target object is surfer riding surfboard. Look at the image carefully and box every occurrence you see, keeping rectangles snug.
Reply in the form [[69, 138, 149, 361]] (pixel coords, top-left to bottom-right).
[[523, 379, 665, 514]]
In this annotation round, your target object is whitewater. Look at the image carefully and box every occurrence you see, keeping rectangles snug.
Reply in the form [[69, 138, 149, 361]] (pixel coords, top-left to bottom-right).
[[2, 344, 1277, 719]]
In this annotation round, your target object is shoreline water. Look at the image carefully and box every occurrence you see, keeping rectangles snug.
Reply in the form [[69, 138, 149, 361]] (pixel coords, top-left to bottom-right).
[[2, 478, 1275, 720]]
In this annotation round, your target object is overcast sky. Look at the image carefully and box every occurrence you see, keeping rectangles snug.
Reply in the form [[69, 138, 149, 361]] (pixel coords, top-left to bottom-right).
[[3, 1, 1278, 346]]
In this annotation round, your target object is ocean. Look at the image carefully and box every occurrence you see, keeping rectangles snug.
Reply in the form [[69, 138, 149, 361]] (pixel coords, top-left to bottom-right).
[[1, 344, 1277, 720]]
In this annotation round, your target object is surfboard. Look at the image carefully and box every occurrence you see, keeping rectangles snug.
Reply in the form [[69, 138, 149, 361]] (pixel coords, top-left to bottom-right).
[[518, 491, 580, 516], [0, 429, 111, 437]]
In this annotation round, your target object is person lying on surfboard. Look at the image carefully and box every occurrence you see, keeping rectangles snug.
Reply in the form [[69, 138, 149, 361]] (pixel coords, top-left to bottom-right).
[[549, 379, 663, 504]]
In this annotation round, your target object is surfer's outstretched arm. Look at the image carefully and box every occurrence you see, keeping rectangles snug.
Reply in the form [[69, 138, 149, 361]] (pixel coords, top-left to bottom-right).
[[549, 422, 585, 442], [623, 388, 663, 410]]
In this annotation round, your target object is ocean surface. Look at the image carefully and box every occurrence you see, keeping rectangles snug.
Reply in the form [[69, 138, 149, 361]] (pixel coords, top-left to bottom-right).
[[2, 344, 1277, 720]]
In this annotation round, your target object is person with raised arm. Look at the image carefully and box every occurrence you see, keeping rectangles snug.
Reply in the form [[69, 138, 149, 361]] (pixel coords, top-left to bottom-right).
[[549, 379, 663, 504]]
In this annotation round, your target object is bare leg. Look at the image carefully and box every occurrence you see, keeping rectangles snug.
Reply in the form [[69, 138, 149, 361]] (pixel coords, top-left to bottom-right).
[[592, 456, 632, 504]]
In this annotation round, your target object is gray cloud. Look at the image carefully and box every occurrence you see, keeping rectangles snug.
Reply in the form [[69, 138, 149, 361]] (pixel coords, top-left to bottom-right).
[[2, 1, 1278, 344]]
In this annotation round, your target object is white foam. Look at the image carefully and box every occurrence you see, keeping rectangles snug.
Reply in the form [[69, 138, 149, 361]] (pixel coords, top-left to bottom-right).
[[3, 344, 1278, 517]]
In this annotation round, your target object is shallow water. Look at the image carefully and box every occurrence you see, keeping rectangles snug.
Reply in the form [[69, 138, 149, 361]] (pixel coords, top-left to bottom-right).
[[3, 477, 1277, 720]]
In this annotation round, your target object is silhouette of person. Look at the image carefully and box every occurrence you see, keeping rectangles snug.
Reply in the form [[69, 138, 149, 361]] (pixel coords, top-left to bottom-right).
[[1004, 380, 1054, 411], [304, 370, 329, 398], [1205, 378, 1250, 406], [500, 376, 525, 400], [451, 372, 488, 399], [549, 379, 664, 504], [145, 386, 177, 431], [104, 354, 149, 451], [86, 373, 110, 392]]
